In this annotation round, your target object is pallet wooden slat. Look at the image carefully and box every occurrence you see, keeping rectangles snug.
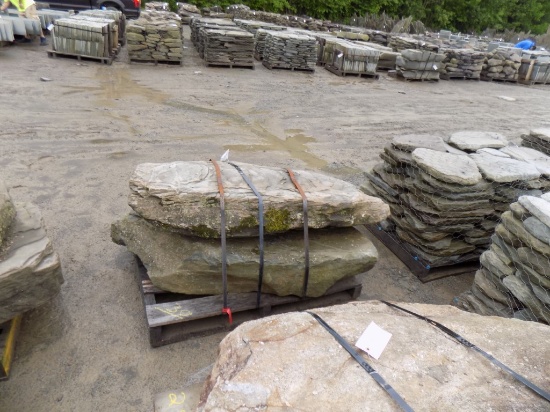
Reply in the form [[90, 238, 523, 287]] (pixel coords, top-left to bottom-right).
[[325, 64, 379, 79], [0, 315, 22, 381]]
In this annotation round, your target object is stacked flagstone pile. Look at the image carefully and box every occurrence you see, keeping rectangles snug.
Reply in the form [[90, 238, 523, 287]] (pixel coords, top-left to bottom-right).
[[396, 49, 444, 80], [190, 17, 236, 50], [334, 31, 370, 42], [231, 9, 337, 31], [327, 41, 380, 74], [52, 17, 112, 58], [233, 19, 286, 35], [177, 3, 201, 24], [263, 31, 317, 71], [357, 42, 397, 69], [518, 51, 550, 84], [439, 49, 486, 78], [481, 47, 521, 81], [79, 9, 125, 43], [254, 28, 289, 60], [389, 36, 439, 52], [126, 11, 183, 63], [67, 15, 119, 54], [111, 161, 389, 297], [363, 132, 550, 268], [317, 36, 350, 66], [455, 193, 550, 324], [201, 27, 255, 67], [363, 29, 389, 46], [0, 180, 63, 324], [521, 128, 550, 155], [2, 14, 41, 37]]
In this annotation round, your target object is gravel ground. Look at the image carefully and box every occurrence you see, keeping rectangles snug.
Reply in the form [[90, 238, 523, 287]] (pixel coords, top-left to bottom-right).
[[1, 28, 549, 411]]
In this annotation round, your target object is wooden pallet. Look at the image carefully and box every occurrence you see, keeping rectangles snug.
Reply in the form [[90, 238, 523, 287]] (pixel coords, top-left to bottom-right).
[[206, 62, 255, 69], [388, 70, 439, 82], [262, 61, 315, 72], [480, 75, 518, 83], [0, 315, 22, 381], [363, 225, 479, 283], [136, 258, 362, 347], [325, 64, 379, 79], [130, 58, 183, 66], [47, 50, 113, 65]]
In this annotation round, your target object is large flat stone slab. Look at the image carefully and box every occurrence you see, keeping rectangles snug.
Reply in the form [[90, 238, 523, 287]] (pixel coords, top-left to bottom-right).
[[111, 214, 378, 297], [0, 180, 15, 248], [518, 195, 550, 230], [529, 128, 550, 143], [0, 203, 64, 324], [412, 148, 482, 185], [198, 302, 550, 411], [128, 161, 390, 238], [470, 153, 540, 183], [448, 131, 508, 151], [391, 134, 447, 152]]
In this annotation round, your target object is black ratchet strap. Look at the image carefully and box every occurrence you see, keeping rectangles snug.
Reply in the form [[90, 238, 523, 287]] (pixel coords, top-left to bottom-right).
[[210, 160, 232, 324], [307, 311, 414, 412], [381, 300, 550, 403], [229, 162, 264, 308], [287, 169, 310, 297]]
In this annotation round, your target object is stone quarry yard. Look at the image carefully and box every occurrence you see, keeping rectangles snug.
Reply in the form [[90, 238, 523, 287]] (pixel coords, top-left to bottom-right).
[[1, 28, 550, 411]]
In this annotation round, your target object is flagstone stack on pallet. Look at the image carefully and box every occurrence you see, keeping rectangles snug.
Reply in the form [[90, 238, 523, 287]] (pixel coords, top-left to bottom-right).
[[234, 19, 286, 35], [66, 15, 119, 54], [2, 15, 42, 37], [111, 161, 389, 298], [325, 41, 380, 76], [201, 27, 255, 68], [126, 11, 183, 64], [356, 42, 398, 70], [362, 132, 550, 270], [0, 180, 64, 324], [52, 18, 112, 58], [231, 9, 336, 31], [454, 194, 550, 324], [389, 35, 439, 53], [37, 9, 71, 30], [521, 129, 550, 156], [439, 49, 486, 79], [79, 9, 125, 45], [396, 49, 444, 80], [190, 17, 236, 50], [518, 51, 550, 85], [263, 31, 317, 71], [254, 28, 289, 60], [316, 36, 349, 66], [481, 47, 521, 81], [177, 3, 201, 24]]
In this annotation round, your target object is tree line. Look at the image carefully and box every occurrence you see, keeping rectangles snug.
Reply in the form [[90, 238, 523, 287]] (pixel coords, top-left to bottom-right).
[[187, 0, 550, 35]]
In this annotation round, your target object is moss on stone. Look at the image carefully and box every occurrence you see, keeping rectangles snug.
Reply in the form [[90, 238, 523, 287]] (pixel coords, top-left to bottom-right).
[[190, 224, 218, 239], [265, 209, 291, 233], [234, 215, 258, 234]]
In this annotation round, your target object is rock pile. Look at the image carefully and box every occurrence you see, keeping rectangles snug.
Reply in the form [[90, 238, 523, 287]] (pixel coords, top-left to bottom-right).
[[201, 27, 255, 67], [231, 9, 337, 32], [0, 181, 64, 324], [263, 31, 317, 71], [439, 48, 486, 79], [396, 49, 444, 80], [521, 128, 550, 155], [481, 47, 521, 81], [126, 11, 183, 63], [52, 17, 113, 58], [363, 132, 550, 268], [389, 35, 439, 52], [455, 194, 550, 324], [112, 161, 389, 297], [198, 302, 550, 411], [177, 3, 201, 24]]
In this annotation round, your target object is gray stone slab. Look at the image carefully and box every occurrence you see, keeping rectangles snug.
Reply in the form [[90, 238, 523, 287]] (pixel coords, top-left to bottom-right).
[[448, 131, 508, 151], [530, 128, 550, 143], [477, 148, 510, 158], [518, 195, 550, 230], [524, 216, 550, 245], [412, 148, 482, 185], [503, 275, 550, 323], [391, 134, 447, 153], [470, 153, 540, 183]]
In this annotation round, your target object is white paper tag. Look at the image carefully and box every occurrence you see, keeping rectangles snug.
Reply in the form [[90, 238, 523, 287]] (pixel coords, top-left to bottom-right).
[[355, 321, 392, 360], [47, 23, 54, 31]]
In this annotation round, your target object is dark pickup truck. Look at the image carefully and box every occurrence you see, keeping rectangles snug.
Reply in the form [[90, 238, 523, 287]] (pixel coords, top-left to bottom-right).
[[44, 0, 141, 18]]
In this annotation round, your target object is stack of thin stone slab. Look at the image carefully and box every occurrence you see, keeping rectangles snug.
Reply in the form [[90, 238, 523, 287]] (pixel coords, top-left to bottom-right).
[[454, 194, 550, 324], [2, 14, 42, 37], [326, 41, 380, 75], [111, 161, 389, 298], [201, 27, 255, 67], [521, 129, 550, 156], [362, 132, 550, 268], [66, 14, 118, 55], [177, 3, 201, 24], [254, 28, 288, 60], [389, 35, 439, 52], [263, 31, 317, 71], [52, 18, 111, 58], [396, 49, 444, 80], [317, 36, 350, 66], [439, 48, 486, 79], [481, 47, 521, 81], [231, 9, 336, 31], [37, 9, 71, 30], [518, 51, 550, 84], [79, 9, 125, 43], [0, 19, 15, 42], [190, 17, 236, 50], [234, 19, 286, 35], [126, 11, 183, 63], [357, 41, 398, 69]]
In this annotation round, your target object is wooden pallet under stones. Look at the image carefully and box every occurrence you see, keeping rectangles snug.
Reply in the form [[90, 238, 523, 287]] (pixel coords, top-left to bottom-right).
[[262, 61, 314, 72], [47, 50, 113, 65], [325, 64, 379, 79], [206, 62, 255, 69], [0, 315, 22, 381], [388, 70, 439, 82], [364, 225, 479, 283], [135, 257, 362, 347], [129, 58, 183, 66], [480, 75, 518, 83]]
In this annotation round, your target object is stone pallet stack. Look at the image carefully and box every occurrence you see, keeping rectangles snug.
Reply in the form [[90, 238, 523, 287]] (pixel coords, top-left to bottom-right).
[[363, 132, 550, 268], [177, 3, 201, 24], [521, 128, 550, 156], [37, 9, 71, 30], [52, 18, 111, 58], [389, 35, 439, 52], [396, 49, 444, 80], [0, 20, 15, 42], [263, 31, 317, 71], [0, 180, 63, 324], [233, 19, 286, 35], [2, 15, 41, 37], [79, 9, 125, 43], [363, 29, 389, 46], [481, 47, 521, 81], [316, 36, 349, 66], [201, 27, 255, 67], [254, 28, 288, 60], [126, 11, 183, 63], [67, 15, 118, 55], [356, 41, 398, 69], [518, 51, 550, 84], [111, 161, 389, 298], [327, 41, 380, 74], [455, 194, 550, 324], [231, 9, 337, 32], [190, 17, 235, 49], [439, 49, 486, 79]]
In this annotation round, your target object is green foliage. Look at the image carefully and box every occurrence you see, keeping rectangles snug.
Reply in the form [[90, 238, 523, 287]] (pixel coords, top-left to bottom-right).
[[168, 0, 178, 12]]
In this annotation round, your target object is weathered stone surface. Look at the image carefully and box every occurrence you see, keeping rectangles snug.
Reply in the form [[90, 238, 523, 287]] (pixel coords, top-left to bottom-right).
[[500, 146, 550, 177], [0, 180, 15, 247], [502, 211, 550, 257], [518, 195, 550, 230], [471, 284, 513, 316], [383, 145, 414, 166], [0, 203, 64, 324], [391, 134, 447, 152], [503, 275, 550, 323], [509, 202, 531, 220], [199, 302, 550, 411], [111, 214, 378, 297], [524, 216, 550, 244], [530, 128, 550, 143], [448, 131, 508, 151], [475, 268, 510, 302], [412, 148, 482, 185], [470, 153, 540, 183], [480, 250, 514, 279], [516, 247, 550, 279], [129, 161, 389, 238], [417, 170, 492, 194], [477, 147, 510, 158]]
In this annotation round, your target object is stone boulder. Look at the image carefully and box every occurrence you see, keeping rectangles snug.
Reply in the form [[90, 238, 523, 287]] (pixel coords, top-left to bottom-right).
[[198, 302, 550, 411], [128, 161, 389, 238], [111, 214, 378, 297], [0, 180, 16, 247], [0, 203, 64, 324]]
